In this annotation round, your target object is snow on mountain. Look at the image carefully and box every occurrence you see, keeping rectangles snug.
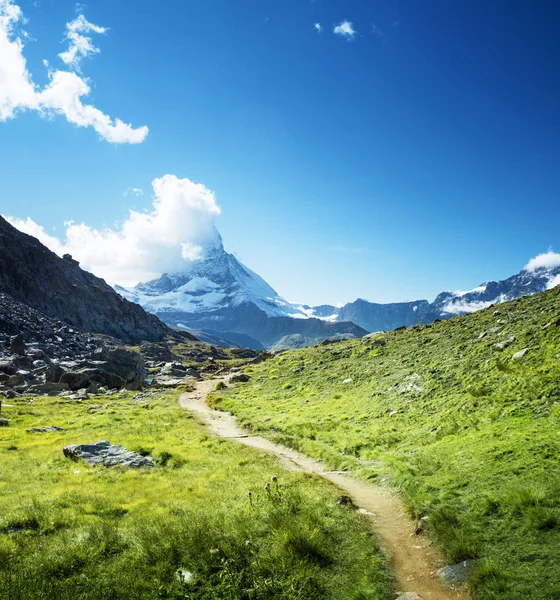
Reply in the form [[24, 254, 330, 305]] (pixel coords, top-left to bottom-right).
[[116, 229, 366, 349], [304, 262, 560, 332], [117, 235, 560, 349], [118, 229, 307, 320], [433, 264, 560, 316]]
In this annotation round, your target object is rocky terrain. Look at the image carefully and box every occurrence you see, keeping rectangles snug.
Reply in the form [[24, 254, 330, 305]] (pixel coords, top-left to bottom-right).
[[0, 219, 243, 401], [0, 216, 175, 344]]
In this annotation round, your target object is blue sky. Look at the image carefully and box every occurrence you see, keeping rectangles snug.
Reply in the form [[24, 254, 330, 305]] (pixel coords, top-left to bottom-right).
[[1, 0, 559, 305]]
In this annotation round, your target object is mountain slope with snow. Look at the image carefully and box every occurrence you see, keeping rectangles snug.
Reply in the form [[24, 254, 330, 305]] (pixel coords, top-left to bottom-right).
[[118, 232, 560, 348], [318, 263, 560, 332], [117, 230, 366, 349]]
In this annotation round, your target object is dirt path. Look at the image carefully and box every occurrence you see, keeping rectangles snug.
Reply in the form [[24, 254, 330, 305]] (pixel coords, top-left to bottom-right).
[[180, 379, 467, 600]]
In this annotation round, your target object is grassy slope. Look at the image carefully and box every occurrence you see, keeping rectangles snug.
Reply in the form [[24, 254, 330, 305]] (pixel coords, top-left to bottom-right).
[[0, 391, 390, 599], [215, 285, 560, 600]]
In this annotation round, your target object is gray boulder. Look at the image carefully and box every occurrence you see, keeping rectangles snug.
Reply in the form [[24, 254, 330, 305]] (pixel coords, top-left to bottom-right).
[[153, 375, 194, 388], [10, 334, 25, 356], [63, 440, 154, 468], [437, 559, 476, 584], [0, 360, 16, 375], [512, 348, 528, 360], [229, 373, 251, 384], [27, 425, 64, 433], [27, 382, 69, 395]]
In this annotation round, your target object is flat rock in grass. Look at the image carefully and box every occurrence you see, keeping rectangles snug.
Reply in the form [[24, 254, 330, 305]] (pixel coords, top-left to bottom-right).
[[512, 348, 529, 360], [437, 559, 476, 584], [27, 425, 64, 433], [0, 418, 10, 426], [154, 375, 195, 388], [494, 335, 516, 350], [396, 593, 424, 600], [63, 440, 154, 468]]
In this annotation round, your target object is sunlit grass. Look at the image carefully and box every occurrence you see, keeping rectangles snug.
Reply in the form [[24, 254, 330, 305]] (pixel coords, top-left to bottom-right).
[[0, 390, 391, 599], [215, 285, 560, 600]]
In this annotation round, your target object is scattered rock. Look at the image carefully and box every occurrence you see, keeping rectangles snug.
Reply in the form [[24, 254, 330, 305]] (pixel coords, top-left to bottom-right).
[[396, 594, 424, 600], [229, 373, 251, 384], [494, 335, 516, 350], [336, 495, 355, 507], [63, 440, 154, 468], [437, 559, 476, 584], [10, 334, 25, 356], [154, 375, 194, 388], [6, 373, 25, 387], [26, 382, 69, 395], [543, 317, 560, 329], [88, 405, 106, 413], [478, 331, 487, 339], [0, 418, 10, 426], [512, 348, 529, 360], [27, 425, 64, 433], [342, 378, 353, 384]]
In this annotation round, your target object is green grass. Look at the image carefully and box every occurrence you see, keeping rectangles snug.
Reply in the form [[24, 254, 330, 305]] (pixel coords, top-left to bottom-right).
[[0, 390, 391, 599], [214, 285, 560, 600]]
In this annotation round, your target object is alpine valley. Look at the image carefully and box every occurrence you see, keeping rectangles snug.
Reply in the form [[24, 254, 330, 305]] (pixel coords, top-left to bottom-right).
[[117, 229, 560, 350]]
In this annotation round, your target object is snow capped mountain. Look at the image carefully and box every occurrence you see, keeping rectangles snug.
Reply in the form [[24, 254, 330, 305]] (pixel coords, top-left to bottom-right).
[[117, 233, 560, 349], [315, 263, 560, 332], [118, 230, 306, 320], [431, 265, 560, 316], [117, 230, 366, 349]]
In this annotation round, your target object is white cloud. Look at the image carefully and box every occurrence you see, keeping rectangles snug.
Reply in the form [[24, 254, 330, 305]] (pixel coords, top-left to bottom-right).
[[547, 275, 560, 290], [0, 0, 148, 143], [314, 23, 322, 33], [333, 20, 356, 39], [4, 175, 222, 287], [58, 14, 107, 70], [524, 251, 560, 272], [4, 216, 65, 255], [441, 299, 496, 315], [123, 187, 144, 197]]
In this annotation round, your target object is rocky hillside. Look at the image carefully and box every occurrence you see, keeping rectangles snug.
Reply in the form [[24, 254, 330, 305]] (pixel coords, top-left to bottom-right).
[[0, 216, 179, 344]]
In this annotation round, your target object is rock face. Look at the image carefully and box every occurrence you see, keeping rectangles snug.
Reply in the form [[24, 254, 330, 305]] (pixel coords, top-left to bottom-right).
[[0, 216, 179, 344], [63, 440, 154, 468]]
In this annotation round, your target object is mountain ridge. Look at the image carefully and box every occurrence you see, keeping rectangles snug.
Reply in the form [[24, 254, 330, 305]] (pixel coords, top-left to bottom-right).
[[0, 215, 185, 344], [118, 228, 560, 348]]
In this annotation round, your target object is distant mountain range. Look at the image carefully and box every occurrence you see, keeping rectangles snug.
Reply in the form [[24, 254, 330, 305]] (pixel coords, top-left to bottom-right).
[[117, 229, 560, 350]]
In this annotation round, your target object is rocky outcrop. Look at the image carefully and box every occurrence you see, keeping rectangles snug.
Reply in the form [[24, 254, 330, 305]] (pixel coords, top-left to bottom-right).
[[0, 216, 186, 344], [63, 440, 154, 468]]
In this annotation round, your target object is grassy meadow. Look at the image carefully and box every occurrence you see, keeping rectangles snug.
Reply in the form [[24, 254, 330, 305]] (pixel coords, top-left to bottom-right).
[[214, 285, 560, 600], [0, 389, 391, 599]]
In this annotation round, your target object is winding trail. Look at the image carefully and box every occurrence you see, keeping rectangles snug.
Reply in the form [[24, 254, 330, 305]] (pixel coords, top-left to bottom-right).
[[180, 379, 467, 600]]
